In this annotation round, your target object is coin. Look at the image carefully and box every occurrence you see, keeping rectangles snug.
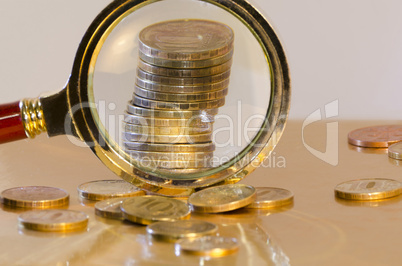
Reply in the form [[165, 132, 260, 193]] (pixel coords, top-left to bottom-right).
[[120, 195, 191, 225], [176, 236, 239, 257], [188, 184, 256, 213], [95, 197, 132, 220], [18, 209, 88, 232], [246, 187, 294, 209], [123, 142, 215, 152], [334, 178, 402, 200], [388, 142, 402, 160], [133, 95, 225, 110], [137, 68, 231, 86], [134, 158, 212, 169], [136, 77, 230, 93], [77, 180, 145, 201], [126, 151, 213, 161], [138, 59, 233, 77], [123, 132, 213, 144], [124, 113, 214, 127], [1, 186, 69, 209], [348, 125, 402, 148], [134, 86, 228, 102], [124, 123, 213, 135], [139, 50, 234, 69], [146, 220, 218, 242], [139, 19, 234, 61], [126, 103, 218, 118]]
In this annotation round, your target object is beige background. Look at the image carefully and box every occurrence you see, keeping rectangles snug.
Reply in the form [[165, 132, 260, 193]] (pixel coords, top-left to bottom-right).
[[1, 0, 402, 120]]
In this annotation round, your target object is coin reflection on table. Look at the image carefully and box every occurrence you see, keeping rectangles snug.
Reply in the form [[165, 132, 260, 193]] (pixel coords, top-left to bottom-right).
[[175, 236, 239, 257], [348, 144, 388, 154], [1, 186, 69, 209]]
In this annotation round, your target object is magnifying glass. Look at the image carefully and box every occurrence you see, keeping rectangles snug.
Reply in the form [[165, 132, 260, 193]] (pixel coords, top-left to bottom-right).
[[0, 0, 290, 197]]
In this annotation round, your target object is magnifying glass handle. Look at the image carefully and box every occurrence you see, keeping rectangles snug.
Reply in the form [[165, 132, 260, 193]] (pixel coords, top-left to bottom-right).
[[0, 99, 47, 144]]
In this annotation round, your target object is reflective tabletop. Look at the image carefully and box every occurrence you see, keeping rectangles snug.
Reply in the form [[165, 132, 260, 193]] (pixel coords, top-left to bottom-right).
[[1, 120, 401, 265]]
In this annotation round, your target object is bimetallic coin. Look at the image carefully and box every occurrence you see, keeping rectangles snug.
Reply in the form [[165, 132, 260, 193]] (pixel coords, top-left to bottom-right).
[[123, 142, 215, 152], [127, 151, 213, 161], [95, 197, 132, 220], [188, 184, 256, 213], [134, 86, 228, 102], [18, 210, 88, 232], [120, 195, 191, 225], [77, 180, 145, 201], [1, 186, 69, 209], [176, 236, 239, 257], [334, 178, 402, 200], [138, 59, 233, 77], [348, 125, 402, 148], [388, 142, 402, 160], [246, 187, 294, 209], [133, 95, 225, 110], [146, 220, 218, 242], [124, 113, 214, 127], [126, 103, 218, 118], [124, 123, 212, 135], [139, 50, 233, 69], [137, 68, 231, 86], [123, 132, 213, 144], [139, 19, 234, 61], [136, 78, 230, 93]]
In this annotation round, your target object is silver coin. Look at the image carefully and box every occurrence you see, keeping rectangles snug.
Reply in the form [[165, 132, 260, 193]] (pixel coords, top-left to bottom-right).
[[136, 77, 230, 93], [123, 142, 215, 152], [124, 123, 213, 135], [126, 103, 218, 119], [123, 132, 213, 144], [124, 113, 214, 127], [138, 58, 233, 77], [134, 86, 228, 102], [126, 150, 214, 161], [137, 68, 231, 86], [133, 158, 212, 169], [133, 95, 225, 110]]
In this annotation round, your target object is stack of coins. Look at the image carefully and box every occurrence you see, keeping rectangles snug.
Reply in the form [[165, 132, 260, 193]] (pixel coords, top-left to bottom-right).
[[123, 19, 234, 172]]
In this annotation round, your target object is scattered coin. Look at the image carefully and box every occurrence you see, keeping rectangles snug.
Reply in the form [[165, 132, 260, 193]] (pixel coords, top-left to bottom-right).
[[388, 142, 402, 160], [1, 186, 69, 209], [94, 197, 132, 220], [188, 184, 256, 213], [348, 125, 402, 148], [18, 209, 88, 232], [146, 220, 218, 242], [77, 180, 145, 201], [334, 178, 402, 200], [176, 236, 239, 257], [120, 195, 191, 225], [246, 187, 294, 209]]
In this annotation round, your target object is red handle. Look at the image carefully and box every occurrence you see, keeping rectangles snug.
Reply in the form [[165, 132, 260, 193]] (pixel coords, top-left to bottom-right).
[[0, 101, 27, 144]]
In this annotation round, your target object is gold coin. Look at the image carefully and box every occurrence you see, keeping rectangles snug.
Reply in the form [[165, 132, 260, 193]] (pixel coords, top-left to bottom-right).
[[120, 195, 191, 225], [18, 209, 88, 232], [126, 151, 213, 161], [77, 180, 145, 201], [139, 19, 234, 61], [139, 50, 233, 69], [146, 220, 218, 242], [95, 197, 132, 220], [137, 68, 231, 86], [188, 184, 256, 213], [126, 103, 218, 118], [123, 142, 215, 152], [246, 187, 294, 209], [138, 58, 233, 77], [158, 168, 212, 174], [124, 123, 212, 135], [123, 132, 213, 144], [136, 77, 230, 93], [176, 236, 239, 257], [124, 113, 214, 127], [133, 95, 225, 110], [388, 142, 402, 160], [334, 178, 402, 200], [1, 186, 69, 209], [134, 86, 228, 102]]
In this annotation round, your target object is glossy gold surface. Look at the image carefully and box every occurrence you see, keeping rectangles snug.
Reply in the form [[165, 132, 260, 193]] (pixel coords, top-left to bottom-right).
[[3, 120, 402, 264]]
